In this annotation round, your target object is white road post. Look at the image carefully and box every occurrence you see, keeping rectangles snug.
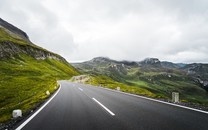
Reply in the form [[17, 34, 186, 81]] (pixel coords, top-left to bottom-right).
[[12, 109, 22, 118], [172, 92, 179, 103], [46, 90, 50, 95]]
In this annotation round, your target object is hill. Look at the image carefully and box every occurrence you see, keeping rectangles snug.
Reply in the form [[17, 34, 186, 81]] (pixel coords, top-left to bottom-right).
[[0, 18, 79, 123], [72, 57, 208, 106]]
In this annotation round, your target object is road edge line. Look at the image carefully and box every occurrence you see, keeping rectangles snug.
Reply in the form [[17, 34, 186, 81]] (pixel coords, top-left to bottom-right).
[[96, 86, 208, 114], [15, 84, 62, 130]]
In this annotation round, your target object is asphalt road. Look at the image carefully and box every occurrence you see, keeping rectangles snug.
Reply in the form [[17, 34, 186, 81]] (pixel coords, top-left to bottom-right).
[[16, 81, 208, 130]]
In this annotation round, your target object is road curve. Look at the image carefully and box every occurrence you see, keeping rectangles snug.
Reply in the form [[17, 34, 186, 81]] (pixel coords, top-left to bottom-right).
[[15, 81, 208, 130]]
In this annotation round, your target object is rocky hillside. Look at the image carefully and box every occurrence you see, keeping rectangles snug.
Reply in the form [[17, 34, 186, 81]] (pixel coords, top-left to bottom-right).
[[72, 57, 208, 106], [0, 18, 79, 124]]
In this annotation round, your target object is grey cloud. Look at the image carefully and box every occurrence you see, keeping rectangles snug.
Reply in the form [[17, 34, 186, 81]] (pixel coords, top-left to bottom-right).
[[0, 0, 208, 63], [0, 0, 77, 61]]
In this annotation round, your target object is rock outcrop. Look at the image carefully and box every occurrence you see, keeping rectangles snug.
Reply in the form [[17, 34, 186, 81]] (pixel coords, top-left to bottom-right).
[[0, 42, 65, 61], [138, 58, 161, 67]]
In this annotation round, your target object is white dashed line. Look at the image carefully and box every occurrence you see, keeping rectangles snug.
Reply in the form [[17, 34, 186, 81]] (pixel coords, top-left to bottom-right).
[[92, 98, 115, 116], [79, 88, 83, 91]]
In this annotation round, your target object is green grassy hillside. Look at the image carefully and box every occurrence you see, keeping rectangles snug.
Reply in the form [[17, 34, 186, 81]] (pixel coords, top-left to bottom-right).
[[0, 24, 79, 122], [0, 54, 79, 122], [125, 70, 208, 104]]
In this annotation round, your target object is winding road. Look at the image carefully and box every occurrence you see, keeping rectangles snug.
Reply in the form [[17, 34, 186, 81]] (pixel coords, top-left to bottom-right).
[[15, 81, 208, 130]]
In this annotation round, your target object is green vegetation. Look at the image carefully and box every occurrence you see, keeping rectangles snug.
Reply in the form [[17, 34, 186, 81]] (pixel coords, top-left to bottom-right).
[[127, 79, 208, 104], [125, 70, 208, 105], [125, 68, 208, 105], [71, 74, 155, 98], [0, 54, 79, 122], [0, 25, 79, 123]]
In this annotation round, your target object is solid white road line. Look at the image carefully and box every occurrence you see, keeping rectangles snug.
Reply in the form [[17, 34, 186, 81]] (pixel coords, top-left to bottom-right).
[[16, 85, 61, 130], [97, 86, 208, 114], [79, 88, 83, 91], [92, 98, 115, 116]]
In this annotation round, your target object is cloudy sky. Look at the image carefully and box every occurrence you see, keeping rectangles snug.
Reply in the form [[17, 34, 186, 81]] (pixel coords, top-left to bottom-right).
[[1, 0, 208, 63]]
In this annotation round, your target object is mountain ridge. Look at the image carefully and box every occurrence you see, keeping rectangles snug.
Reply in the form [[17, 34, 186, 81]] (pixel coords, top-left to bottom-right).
[[0, 18, 30, 42], [0, 18, 79, 124], [0, 18, 68, 62]]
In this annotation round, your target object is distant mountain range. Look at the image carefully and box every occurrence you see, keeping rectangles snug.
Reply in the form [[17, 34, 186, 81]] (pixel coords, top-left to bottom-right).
[[73, 57, 208, 89], [72, 57, 208, 105]]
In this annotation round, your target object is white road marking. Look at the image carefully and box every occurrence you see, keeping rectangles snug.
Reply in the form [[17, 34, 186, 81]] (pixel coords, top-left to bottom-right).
[[16, 84, 62, 130], [79, 88, 83, 91], [92, 98, 115, 116], [97, 86, 208, 114]]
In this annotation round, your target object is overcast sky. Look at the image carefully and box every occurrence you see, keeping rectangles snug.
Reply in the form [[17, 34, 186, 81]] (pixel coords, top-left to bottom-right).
[[1, 0, 208, 63]]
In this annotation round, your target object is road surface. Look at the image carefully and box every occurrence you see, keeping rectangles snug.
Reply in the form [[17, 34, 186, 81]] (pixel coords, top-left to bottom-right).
[[16, 81, 208, 130]]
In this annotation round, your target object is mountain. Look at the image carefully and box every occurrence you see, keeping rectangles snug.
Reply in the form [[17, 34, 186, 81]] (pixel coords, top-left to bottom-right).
[[182, 63, 208, 91], [72, 57, 208, 106], [138, 58, 161, 67], [161, 61, 185, 68], [0, 18, 79, 123], [0, 18, 30, 42]]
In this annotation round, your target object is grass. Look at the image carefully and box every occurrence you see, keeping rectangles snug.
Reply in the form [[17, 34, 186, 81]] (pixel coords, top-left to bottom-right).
[[121, 68, 208, 105], [0, 26, 79, 123], [127, 78, 208, 105], [0, 54, 79, 123], [71, 74, 156, 98]]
